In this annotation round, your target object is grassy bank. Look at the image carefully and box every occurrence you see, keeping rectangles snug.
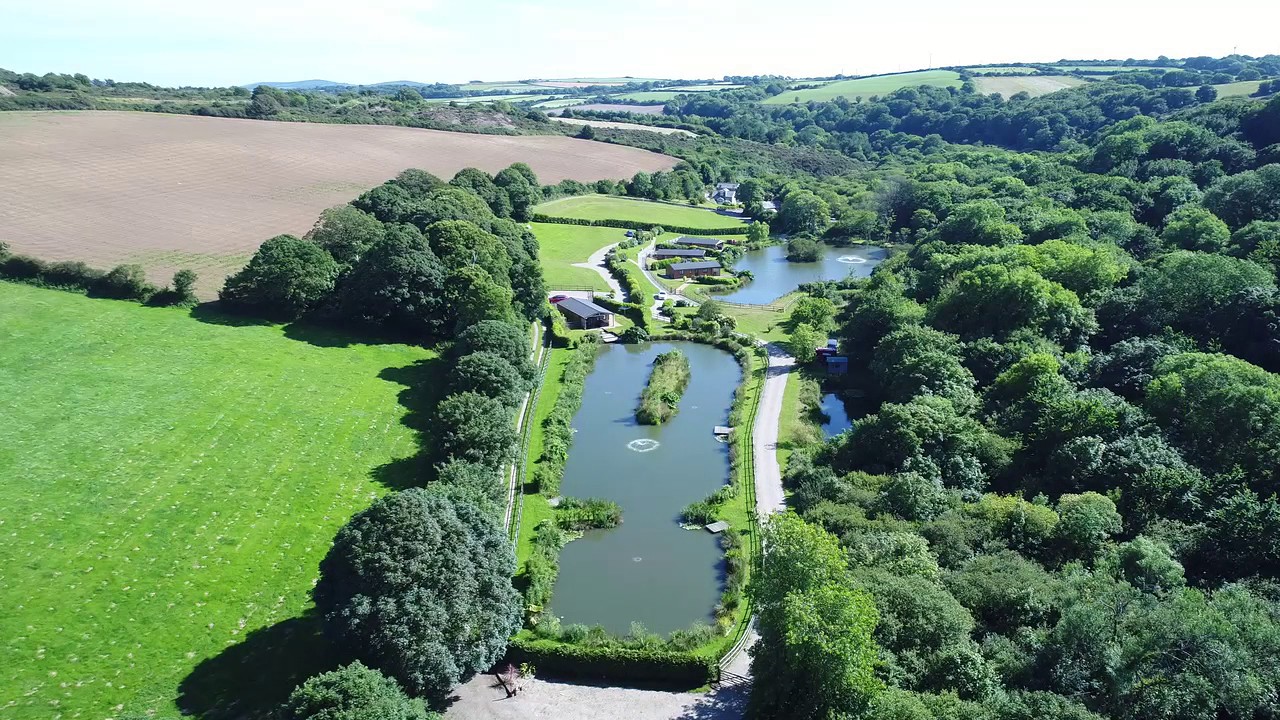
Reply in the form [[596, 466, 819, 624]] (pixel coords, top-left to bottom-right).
[[636, 349, 692, 424]]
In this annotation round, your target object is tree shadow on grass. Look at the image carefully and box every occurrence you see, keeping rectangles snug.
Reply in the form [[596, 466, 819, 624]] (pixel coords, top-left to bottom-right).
[[367, 358, 447, 492], [188, 301, 276, 328], [177, 614, 339, 720]]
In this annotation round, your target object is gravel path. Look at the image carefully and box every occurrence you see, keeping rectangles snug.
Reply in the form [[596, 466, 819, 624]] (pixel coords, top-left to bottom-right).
[[445, 674, 748, 720], [752, 342, 793, 517], [572, 242, 624, 298]]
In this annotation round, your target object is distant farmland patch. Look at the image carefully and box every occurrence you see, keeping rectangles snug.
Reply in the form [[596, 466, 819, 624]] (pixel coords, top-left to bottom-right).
[[973, 75, 1087, 97], [568, 103, 667, 115], [613, 91, 680, 102], [763, 70, 963, 104], [553, 117, 695, 136], [424, 93, 550, 104], [1047, 65, 1161, 72], [965, 66, 1040, 75], [0, 111, 676, 296]]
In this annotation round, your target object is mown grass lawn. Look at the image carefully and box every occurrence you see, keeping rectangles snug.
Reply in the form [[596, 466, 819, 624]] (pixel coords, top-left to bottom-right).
[[0, 283, 437, 720], [531, 222, 629, 291], [763, 70, 962, 104], [535, 195, 750, 231]]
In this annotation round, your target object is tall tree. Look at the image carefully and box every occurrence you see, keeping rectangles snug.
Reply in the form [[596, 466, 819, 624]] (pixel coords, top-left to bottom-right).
[[314, 491, 520, 705]]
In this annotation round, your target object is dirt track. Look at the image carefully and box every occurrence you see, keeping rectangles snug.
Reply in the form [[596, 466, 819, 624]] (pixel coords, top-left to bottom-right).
[[0, 111, 677, 296]]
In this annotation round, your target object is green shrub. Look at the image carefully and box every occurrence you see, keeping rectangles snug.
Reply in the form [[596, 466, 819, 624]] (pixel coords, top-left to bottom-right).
[[681, 500, 718, 525], [523, 520, 567, 616], [1, 255, 47, 280], [43, 260, 103, 289], [619, 325, 650, 343], [92, 264, 154, 300], [555, 497, 622, 530], [636, 350, 691, 425], [506, 637, 718, 687]]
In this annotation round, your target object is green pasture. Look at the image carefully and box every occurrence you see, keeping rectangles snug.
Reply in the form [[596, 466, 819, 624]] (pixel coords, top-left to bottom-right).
[[665, 84, 744, 91], [762, 70, 963, 104], [424, 93, 549, 104], [1213, 80, 1267, 98], [612, 91, 680, 102], [1046, 65, 1160, 72], [532, 98, 587, 108], [972, 75, 1087, 97], [531, 222, 629, 290], [0, 283, 435, 719], [535, 194, 750, 231], [460, 82, 544, 91]]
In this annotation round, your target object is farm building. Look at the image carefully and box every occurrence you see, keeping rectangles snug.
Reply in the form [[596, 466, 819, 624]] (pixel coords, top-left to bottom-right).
[[825, 356, 849, 375], [712, 182, 739, 203], [556, 297, 613, 329], [668, 260, 722, 279], [675, 236, 725, 250], [760, 200, 779, 212], [652, 248, 707, 259]]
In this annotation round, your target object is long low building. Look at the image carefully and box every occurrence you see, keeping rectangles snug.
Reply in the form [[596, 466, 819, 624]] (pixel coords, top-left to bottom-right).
[[651, 248, 708, 259], [667, 260, 722, 279], [675, 236, 725, 250], [556, 296, 613, 329]]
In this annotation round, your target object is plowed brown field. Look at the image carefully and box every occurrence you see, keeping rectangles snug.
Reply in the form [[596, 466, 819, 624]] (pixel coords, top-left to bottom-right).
[[0, 111, 677, 296]]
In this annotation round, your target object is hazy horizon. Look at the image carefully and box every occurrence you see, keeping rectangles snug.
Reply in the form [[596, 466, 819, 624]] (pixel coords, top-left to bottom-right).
[[3, 0, 1276, 87]]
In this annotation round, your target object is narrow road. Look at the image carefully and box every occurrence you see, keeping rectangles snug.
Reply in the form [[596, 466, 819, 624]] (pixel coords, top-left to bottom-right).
[[635, 240, 697, 318], [572, 242, 623, 298], [752, 342, 793, 517]]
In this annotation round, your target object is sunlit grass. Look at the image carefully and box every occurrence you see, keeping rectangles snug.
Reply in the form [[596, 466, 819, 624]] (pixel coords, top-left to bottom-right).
[[0, 283, 434, 719]]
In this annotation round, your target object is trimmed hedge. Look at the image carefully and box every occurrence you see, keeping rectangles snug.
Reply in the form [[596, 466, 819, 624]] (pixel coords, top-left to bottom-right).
[[532, 214, 747, 237], [593, 294, 650, 334], [506, 637, 718, 687]]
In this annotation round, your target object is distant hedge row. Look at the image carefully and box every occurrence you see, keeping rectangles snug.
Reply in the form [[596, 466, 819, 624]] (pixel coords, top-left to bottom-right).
[[531, 214, 748, 236], [0, 249, 195, 306], [506, 637, 718, 687]]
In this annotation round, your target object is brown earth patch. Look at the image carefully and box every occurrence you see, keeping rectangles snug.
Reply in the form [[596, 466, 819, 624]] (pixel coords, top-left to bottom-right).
[[0, 111, 677, 296]]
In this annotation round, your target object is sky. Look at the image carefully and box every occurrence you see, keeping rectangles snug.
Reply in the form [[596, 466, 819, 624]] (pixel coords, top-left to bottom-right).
[[1, 0, 1275, 87]]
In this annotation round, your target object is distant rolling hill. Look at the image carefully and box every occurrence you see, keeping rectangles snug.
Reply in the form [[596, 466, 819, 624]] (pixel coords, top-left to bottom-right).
[[244, 79, 345, 90]]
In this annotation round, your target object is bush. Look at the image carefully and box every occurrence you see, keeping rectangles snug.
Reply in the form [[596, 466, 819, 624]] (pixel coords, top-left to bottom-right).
[[94, 264, 153, 300], [619, 325, 650, 343], [0, 254, 47, 280], [172, 269, 198, 302], [787, 236, 822, 262], [279, 661, 434, 720], [681, 500, 718, 525], [523, 519, 566, 615], [506, 637, 718, 687], [43, 260, 103, 289], [555, 496, 622, 530]]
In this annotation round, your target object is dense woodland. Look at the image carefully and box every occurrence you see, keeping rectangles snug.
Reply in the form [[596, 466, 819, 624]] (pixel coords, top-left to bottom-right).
[[715, 63, 1280, 720]]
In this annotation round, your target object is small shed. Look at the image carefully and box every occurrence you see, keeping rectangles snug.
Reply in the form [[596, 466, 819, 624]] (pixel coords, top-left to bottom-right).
[[675, 236, 725, 251], [705, 520, 730, 534], [556, 297, 613, 330], [826, 356, 849, 375], [713, 425, 734, 437], [668, 260, 722, 279]]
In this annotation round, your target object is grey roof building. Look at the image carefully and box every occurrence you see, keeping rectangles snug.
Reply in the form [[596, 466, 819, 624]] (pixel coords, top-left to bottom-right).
[[652, 248, 708, 258], [675, 236, 725, 249], [556, 297, 613, 329]]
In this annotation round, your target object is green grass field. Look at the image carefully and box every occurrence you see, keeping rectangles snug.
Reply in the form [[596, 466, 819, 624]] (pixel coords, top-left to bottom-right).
[[612, 91, 680, 102], [763, 70, 962, 104], [973, 75, 1087, 97], [0, 283, 436, 719], [532, 222, 629, 290], [424, 93, 550, 104], [965, 66, 1040, 75], [535, 195, 749, 231], [666, 84, 744, 92], [1212, 80, 1267, 98], [532, 98, 587, 108]]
